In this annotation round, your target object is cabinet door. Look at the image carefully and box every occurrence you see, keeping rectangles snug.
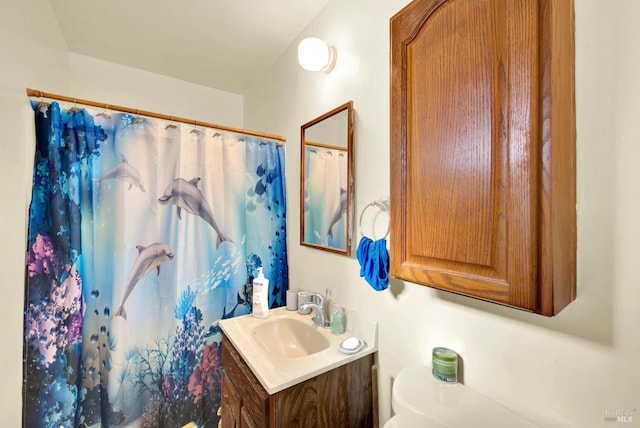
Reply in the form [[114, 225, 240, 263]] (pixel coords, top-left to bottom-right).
[[390, 0, 575, 315], [222, 371, 242, 428], [222, 337, 271, 427], [240, 407, 259, 428]]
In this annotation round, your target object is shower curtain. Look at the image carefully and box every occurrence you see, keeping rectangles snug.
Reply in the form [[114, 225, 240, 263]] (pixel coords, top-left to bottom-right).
[[303, 145, 348, 249], [23, 101, 288, 427]]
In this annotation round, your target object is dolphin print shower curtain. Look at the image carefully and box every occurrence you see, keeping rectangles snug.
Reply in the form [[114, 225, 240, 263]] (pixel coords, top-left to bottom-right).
[[23, 101, 288, 427]]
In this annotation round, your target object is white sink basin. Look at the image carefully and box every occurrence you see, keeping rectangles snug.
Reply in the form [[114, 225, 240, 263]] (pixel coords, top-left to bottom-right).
[[251, 317, 330, 358], [219, 307, 377, 394]]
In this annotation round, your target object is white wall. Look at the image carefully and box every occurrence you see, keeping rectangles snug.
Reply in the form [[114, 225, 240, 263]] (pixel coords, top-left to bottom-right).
[[0, 3, 243, 424], [244, 1, 640, 427], [68, 54, 244, 129], [0, 2, 70, 425]]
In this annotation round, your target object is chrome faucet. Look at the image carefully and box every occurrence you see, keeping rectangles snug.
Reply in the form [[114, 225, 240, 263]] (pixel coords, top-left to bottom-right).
[[298, 291, 330, 328]]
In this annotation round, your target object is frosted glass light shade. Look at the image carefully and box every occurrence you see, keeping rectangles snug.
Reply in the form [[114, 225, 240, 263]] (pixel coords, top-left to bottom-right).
[[297, 37, 336, 72]]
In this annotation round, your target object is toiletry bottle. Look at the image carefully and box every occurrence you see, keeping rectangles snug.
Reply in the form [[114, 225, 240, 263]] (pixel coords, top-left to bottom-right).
[[330, 304, 345, 335], [252, 267, 270, 318]]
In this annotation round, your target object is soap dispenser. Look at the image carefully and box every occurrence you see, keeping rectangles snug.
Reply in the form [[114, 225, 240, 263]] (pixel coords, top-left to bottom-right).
[[252, 267, 270, 318]]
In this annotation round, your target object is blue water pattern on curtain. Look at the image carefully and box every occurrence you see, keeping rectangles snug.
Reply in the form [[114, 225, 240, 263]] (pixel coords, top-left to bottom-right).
[[23, 101, 288, 427]]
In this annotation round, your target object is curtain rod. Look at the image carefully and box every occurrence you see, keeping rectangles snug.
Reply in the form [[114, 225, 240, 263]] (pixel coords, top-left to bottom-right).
[[26, 88, 286, 143]]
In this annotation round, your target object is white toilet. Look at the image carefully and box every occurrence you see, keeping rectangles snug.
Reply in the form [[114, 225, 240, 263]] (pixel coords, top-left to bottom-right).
[[383, 365, 539, 428], [383, 411, 447, 428]]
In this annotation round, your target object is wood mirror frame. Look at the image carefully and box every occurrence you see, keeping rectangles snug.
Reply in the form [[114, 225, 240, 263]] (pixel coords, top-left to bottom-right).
[[300, 101, 354, 255]]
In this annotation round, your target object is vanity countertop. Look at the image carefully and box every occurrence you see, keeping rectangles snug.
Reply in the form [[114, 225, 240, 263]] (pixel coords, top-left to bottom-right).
[[219, 306, 377, 395]]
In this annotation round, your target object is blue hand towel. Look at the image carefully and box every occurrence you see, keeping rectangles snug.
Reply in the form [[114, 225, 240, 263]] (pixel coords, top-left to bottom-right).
[[356, 236, 389, 291]]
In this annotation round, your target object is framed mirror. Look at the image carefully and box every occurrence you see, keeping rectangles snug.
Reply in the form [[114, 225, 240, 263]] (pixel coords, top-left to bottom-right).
[[300, 101, 354, 255]]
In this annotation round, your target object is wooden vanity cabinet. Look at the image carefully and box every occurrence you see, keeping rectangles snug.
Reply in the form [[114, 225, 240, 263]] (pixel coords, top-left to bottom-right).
[[221, 336, 374, 428], [389, 0, 576, 315], [221, 371, 243, 427]]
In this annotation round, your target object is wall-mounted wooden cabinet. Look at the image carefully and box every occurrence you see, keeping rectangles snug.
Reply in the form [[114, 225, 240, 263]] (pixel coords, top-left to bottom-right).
[[389, 0, 576, 316]]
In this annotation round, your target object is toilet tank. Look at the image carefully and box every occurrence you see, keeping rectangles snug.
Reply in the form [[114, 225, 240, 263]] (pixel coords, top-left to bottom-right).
[[391, 366, 539, 428]]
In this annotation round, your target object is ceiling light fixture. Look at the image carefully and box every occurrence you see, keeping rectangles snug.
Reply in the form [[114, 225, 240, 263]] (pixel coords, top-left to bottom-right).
[[297, 37, 336, 72]]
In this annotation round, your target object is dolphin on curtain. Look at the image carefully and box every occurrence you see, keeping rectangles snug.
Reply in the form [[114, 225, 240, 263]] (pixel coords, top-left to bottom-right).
[[98, 154, 146, 192], [327, 187, 347, 239], [158, 177, 233, 249], [114, 242, 174, 320]]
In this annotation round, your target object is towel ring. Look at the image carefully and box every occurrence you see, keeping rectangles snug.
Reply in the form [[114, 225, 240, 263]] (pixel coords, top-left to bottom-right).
[[359, 200, 390, 240]]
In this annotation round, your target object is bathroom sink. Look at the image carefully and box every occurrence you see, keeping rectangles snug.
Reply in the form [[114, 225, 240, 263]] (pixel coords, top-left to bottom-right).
[[219, 307, 377, 394], [251, 317, 330, 358]]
